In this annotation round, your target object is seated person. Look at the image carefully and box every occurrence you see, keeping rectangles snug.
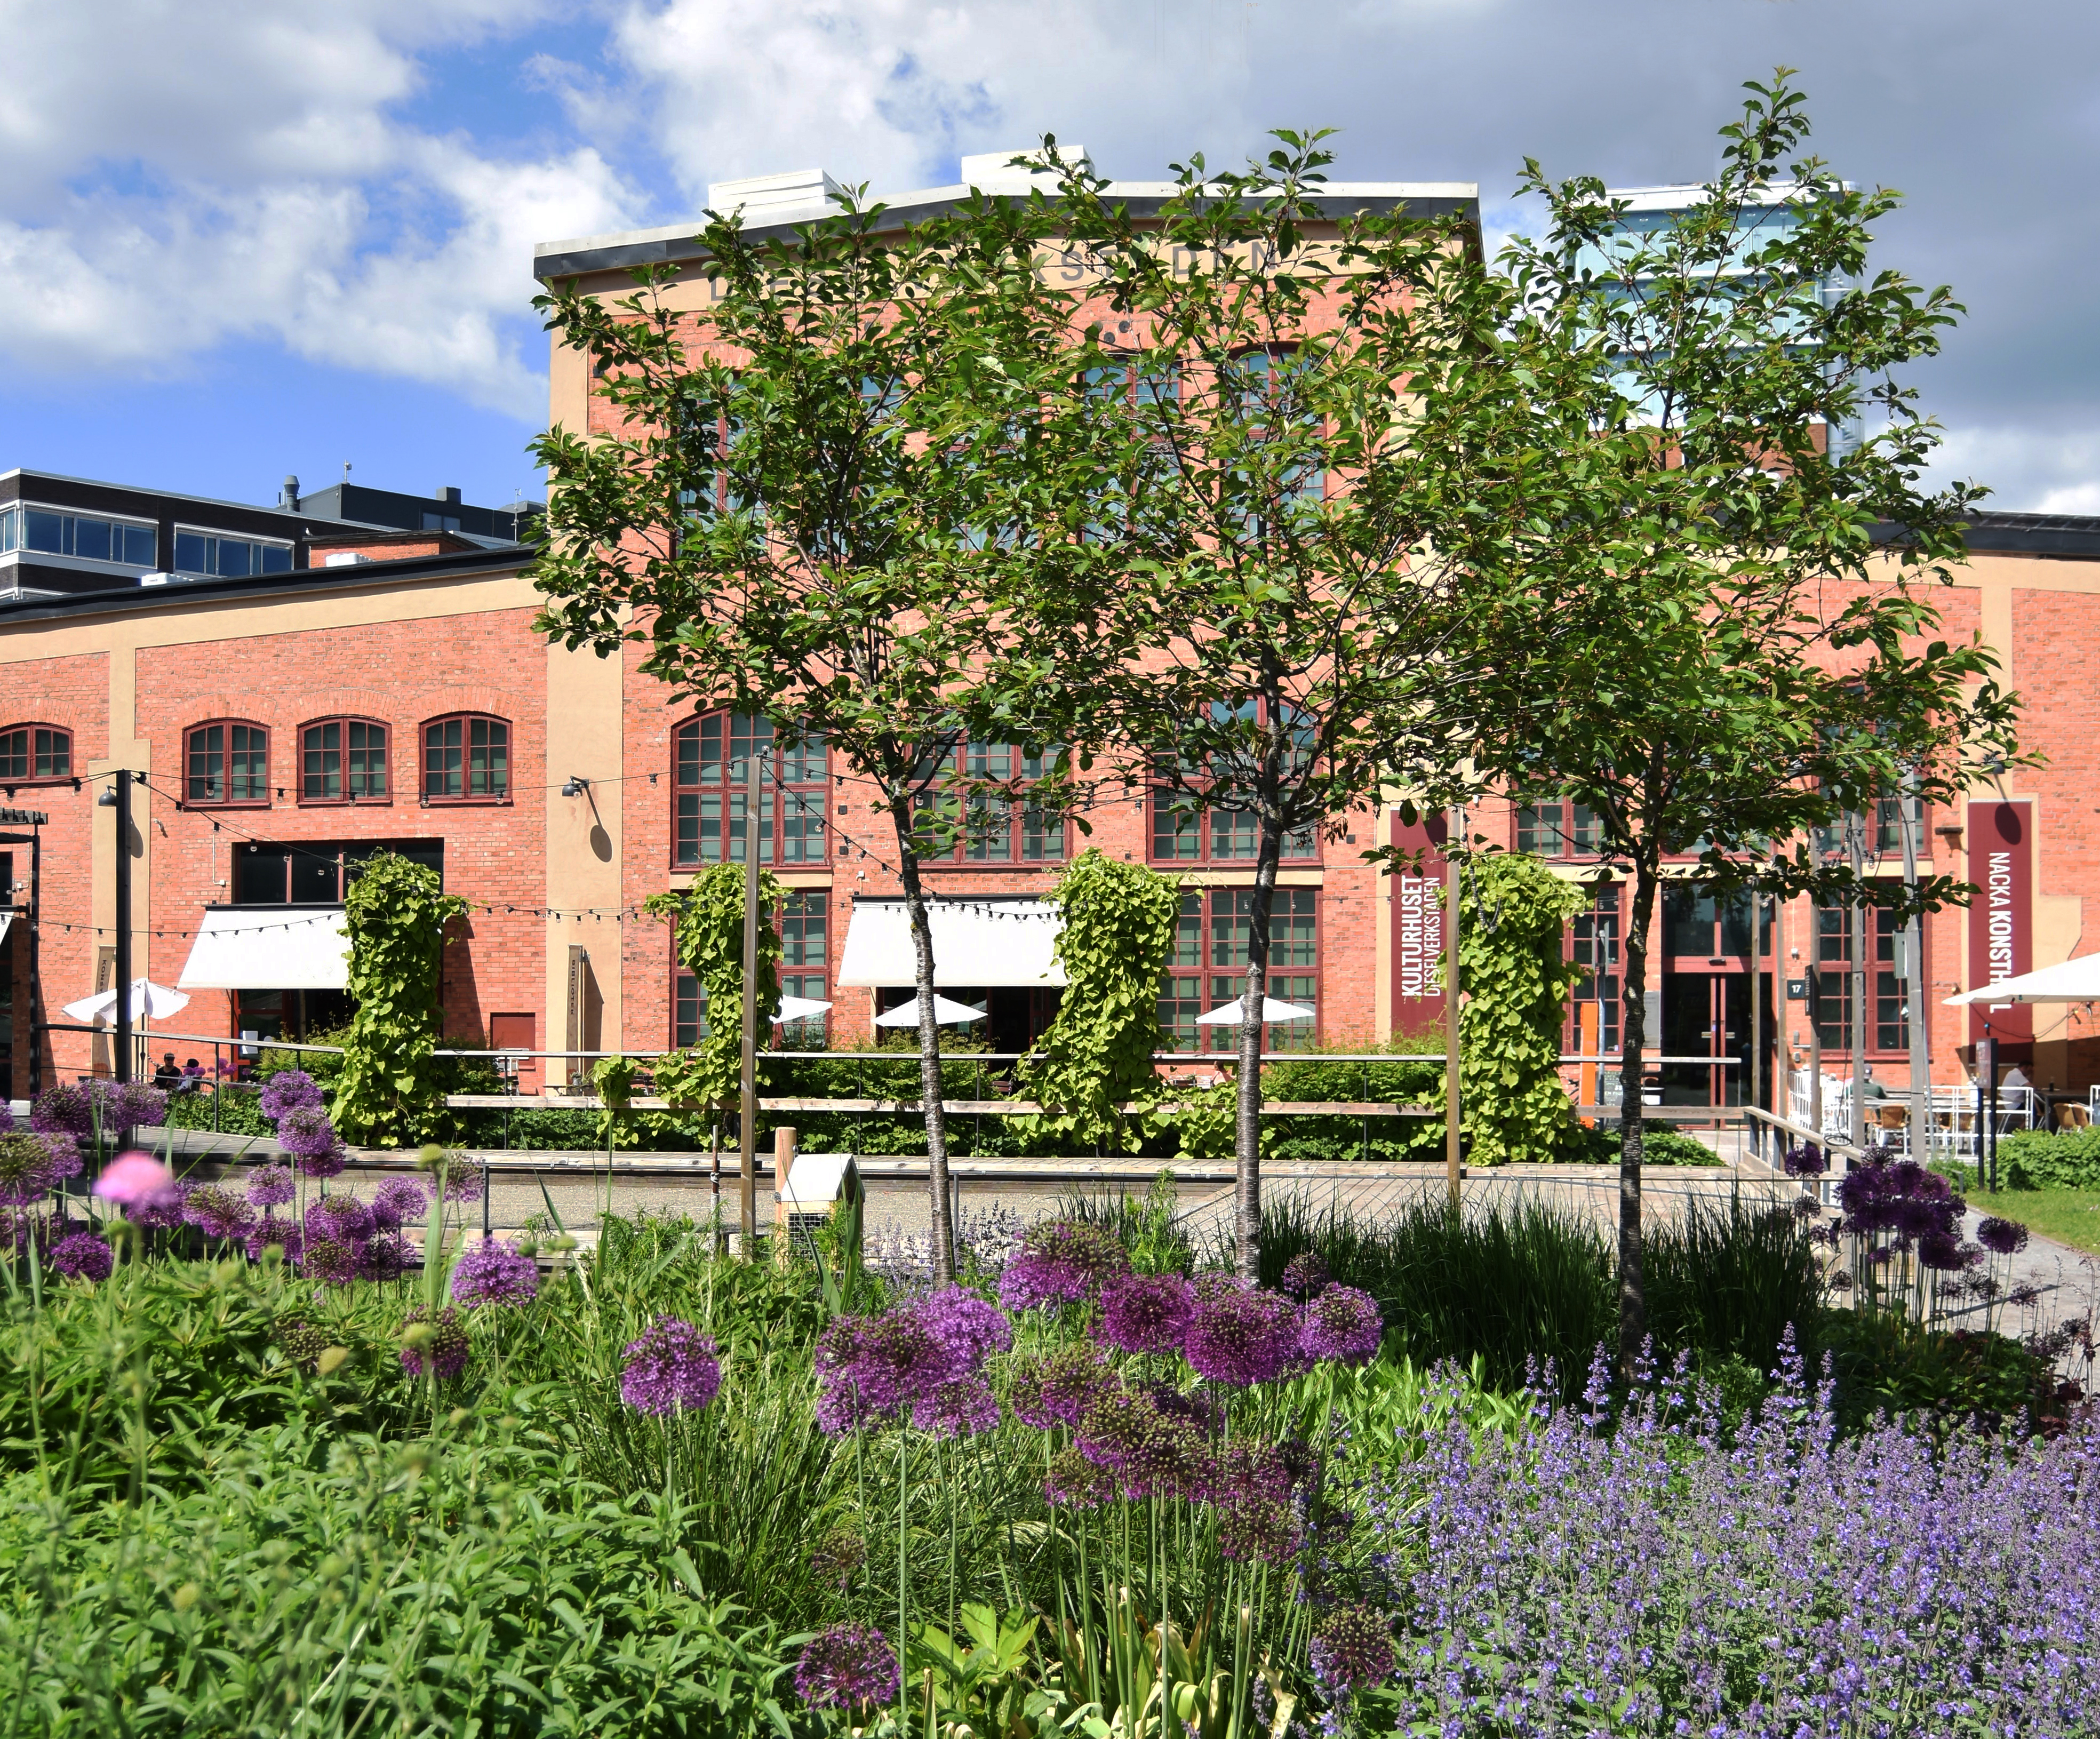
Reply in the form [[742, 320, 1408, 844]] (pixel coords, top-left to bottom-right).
[[1860, 1064, 1888, 1100], [179, 1057, 206, 1094], [153, 1052, 181, 1091]]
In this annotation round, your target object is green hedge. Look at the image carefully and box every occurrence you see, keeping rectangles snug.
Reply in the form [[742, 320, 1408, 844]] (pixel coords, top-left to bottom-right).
[[1999, 1128, 2100, 1191]]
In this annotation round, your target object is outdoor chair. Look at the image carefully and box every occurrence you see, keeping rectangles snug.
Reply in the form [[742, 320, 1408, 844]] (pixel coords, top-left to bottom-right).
[[2058, 1102, 2091, 1132]]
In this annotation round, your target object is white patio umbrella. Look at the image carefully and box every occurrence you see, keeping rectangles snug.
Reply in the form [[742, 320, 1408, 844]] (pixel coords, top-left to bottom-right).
[[1195, 996, 1318, 1025], [872, 993, 987, 1027], [771, 994, 835, 1023], [1945, 953, 2100, 1004], [62, 978, 190, 1025]]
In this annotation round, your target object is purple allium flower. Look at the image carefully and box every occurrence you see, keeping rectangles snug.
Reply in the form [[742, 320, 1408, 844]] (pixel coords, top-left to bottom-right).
[[369, 1176, 429, 1231], [359, 1233, 409, 1283], [1783, 1142, 1827, 1178], [810, 1526, 865, 1589], [440, 1153, 486, 1204], [1077, 1386, 1214, 1499], [1978, 1215, 2031, 1257], [0, 1131, 60, 1207], [92, 1150, 176, 1211], [1213, 1440, 1306, 1565], [1096, 1272, 1195, 1355], [1045, 1445, 1118, 1509], [1280, 1251, 1330, 1298], [100, 1080, 167, 1133], [996, 1220, 1129, 1310], [41, 1133, 82, 1185], [30, 1082, 94, 1142], [1184, 1281, 1301, 1386], [302, 1234, 361, 1286], [399, 1304, 470, 1381], [1917, 1231, 1979, 1273], [0, 1101, 11, 1135], [132, 1179, 190, 1231], [1298, 1284, 1384, 1366], [50, 1231, 113, 1282], [915, 1285, 1013, 1371], [277, 1105, 346, 1178], [620, 1318, 723, 1416], [182, 1184, 257, 1241], [244, 1162, 296, 1209], [1310, 1605, 1394, 1694], [813, 1307, 951, 1434], [246, 1215, 304, 1263], [450, 1236, 538, 1308], [795, 1624, 899, 1710], [258, 1069, 324, 1123], [307, 1193, 374, 1243], [911, 1374, 1000, 1438], [1010, 1343, 1117, 1428]]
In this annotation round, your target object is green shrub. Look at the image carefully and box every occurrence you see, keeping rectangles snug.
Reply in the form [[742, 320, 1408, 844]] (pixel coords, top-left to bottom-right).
[[1819, 1310, 2065, 1433], [162, 1087, 267, 1137], [1999, 1128, 2100, 1191], [1567, 1119, 1724, 1166]]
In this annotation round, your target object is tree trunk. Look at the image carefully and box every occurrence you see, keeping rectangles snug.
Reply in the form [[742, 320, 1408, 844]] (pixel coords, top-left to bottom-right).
[[895, 833, 957, 1287], [1616, 852, 1659, 1382], [1234, 819, 1284, 1282]]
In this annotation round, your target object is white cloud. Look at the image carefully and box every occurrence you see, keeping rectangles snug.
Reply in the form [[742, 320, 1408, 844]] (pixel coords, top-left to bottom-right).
[[1928, 425, 2100, 517]]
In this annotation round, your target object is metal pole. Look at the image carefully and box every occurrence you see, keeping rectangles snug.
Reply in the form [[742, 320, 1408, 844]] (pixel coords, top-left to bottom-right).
[[738, 737, 764, 1252], [1849, 811, 1867, 1152], [1749, 894, 1763, 1152], [1443, 810, 1462, 1211], [114, 770, 133, 1086], [27, 825, 42, 1097], [1897, 778, 1929, 1160], [1984, 1032, 1999, 1193]]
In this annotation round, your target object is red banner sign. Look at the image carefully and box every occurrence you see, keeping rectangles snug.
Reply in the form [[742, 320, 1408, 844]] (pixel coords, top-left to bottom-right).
[[1388, 811, 1449, 1038], [1967, 799, 2033, 1045]]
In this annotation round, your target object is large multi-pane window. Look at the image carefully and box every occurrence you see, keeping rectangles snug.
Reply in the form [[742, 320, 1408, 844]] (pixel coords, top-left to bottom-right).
[[172, 529, 292, 578], [675, 891, 829, 1048], [672, 714, 827, 867], [1158, 888, 1319, 1053], [0, 724, 71, 783], [914, 741, 1066, 864], [300, 719, 388, 802], [1814, 895, 1910, 1053], [424, 715, 509, 802], [233, 840, 443, 904], [1517, 802, 1603, 856], [1564, 884, 1622, 1052], [0, 505, 155, 565], [186, 721, 269, 805], [1148, 701, 1319, 866]]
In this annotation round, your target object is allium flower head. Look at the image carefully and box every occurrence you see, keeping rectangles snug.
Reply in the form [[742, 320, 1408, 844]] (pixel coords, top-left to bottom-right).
[[1917, 1231, 1979, 1273], [246, 1215, 304, 1263], [182, 1184, 257, 1241], [0, 1101, 11, 1135], [277, 1105, 345, 1178], [258, 1070, 324, 1123], [92, 1150, 177, 1211], [1783, 1142, 1827, 1178], [914, 1285, 1013, 1372], [50, 1231, 114, 1282], [302, 1234, 361, 1286], [307, 1193, 373, 1243], [620, 1318, 723, 1416], [440, 1152, 486, 1204], [1311, 1605, 1394, 1694], [370, 1176, 429, 1230], [244, 1163, 296, 1209], [41, 1133, 82, 1184], [1213, 1439, 1306, 1564], [1010, 1343, 1117, 1429], [1077, 1386, 1214, 1499], [1184, 1281, 1301, 1386], [795, 1623, 899, 1709], [450, 1237, 539, 1308], [0, 1131, 60, 1207], [30, 1082, 94, 1142], [359, 1233, 409, 1282], [1298, 1284, 1384, 1365], [102, 1080, 167, 1132], [814, 1309, 947, 1434], [810, 1525, 865, 1589], [1978, 1215, 2031, 1257], [911, 1374, 1000, 1437], [997, 1220, 1129, 1310], [399, 1304, 470, 1381], [1045, 1445, 1117, 1509], [1095, 1272, 1195, 1355], [1280, 1251, 1330, 1298]]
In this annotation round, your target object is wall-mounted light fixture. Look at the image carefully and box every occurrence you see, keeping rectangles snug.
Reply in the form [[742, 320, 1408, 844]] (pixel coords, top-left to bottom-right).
[[562, 776, 588, 798], [97, 787, 117, 807]]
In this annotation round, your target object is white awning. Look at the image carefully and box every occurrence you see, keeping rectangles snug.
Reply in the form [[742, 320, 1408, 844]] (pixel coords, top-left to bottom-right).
[[1945, 952, 2100, 1005], [836, 898, 1066, 988], [1195, 996, 1318, 1025], [177, 907, 351, 991]]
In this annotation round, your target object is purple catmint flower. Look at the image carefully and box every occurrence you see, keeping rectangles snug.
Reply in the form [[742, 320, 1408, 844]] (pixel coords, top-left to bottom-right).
[[620, 1318, 723, 1416], [246, 1215, 304, 1263], [911, 1374, 1000, 1438], [302, 1234, 361, 1286], [400, 1304, 470, 1381], [258, 1070, 324, 1123], [1280, 1251, 1330, 1298], [50, 1231, 113, 1282], [182, 1184, 257, 1241], [440, 1153, 486, 1204], [997, 1220, 1129, 1310], [1978, 1215, 2030, 1257], [276, 1105, 345, 1178], [795, 1623, 900, 1709], [450, 1236, 538, 1308], [1311, 1605, 1394, 1694], [1010, 1343, 1117, 1429], [1184, 1281, 1301, 1386], [244, 1163, 296, 1209], [369, 1176, 429, 1231], [1096, 1272, 1196, 1355], [1298, 1285, 1384, 1366], [0, 1131, 60, 1207], [914, 1285, 1013, 1372], [307, 1193, 373, 1244]]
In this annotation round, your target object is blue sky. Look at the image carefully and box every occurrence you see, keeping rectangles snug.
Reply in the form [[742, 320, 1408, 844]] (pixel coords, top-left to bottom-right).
[[5, 0, 2097, 516]]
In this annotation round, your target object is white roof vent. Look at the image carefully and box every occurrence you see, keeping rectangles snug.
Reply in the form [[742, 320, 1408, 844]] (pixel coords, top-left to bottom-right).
[[323, 552, 372, 568], [959, 144, 1092, 190], [707, 169, 847, 221]]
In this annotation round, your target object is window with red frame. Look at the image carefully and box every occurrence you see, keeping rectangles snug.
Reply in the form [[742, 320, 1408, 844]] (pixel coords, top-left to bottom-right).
[[423, 715, 509, 803], [672, 713, 827, 867], [674, 890, 829, 1048], [916, 741, 1067, 864], [301, 718, 389, 803], [0, 724, 71, 783], [1157, 887, 1319, 1054], [186, 721, 269, 805], [1147, 700, 1319, 866], [1562, 883, 1622, 1054]]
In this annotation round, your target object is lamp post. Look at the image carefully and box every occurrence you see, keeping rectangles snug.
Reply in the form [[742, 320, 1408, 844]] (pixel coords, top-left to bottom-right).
[[114, 770, 133, 1085], [738, 735, 765, 1253]]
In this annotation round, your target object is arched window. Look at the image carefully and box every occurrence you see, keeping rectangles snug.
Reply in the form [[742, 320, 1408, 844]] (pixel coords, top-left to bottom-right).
[[300, 717, 389, 803], [671, 713, 826, 866], [185, 720, 269, 805], [423, 715, 510, 803], [0, 723, 71, 784]]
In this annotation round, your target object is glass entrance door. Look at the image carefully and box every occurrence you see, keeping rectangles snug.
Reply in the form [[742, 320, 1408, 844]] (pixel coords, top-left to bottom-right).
[[1661, 972, 1752, 1106]]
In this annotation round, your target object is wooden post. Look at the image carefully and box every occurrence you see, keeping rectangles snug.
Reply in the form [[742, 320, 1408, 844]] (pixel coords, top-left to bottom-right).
[[772, 1124, 798, 1238], [738, 739, 763, 1254]]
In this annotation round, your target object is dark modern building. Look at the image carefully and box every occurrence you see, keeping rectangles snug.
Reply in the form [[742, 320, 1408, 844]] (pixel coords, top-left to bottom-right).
[[281, 478, 540, 544]]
